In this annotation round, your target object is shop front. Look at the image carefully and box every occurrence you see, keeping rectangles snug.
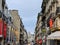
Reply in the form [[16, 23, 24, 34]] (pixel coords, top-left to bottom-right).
[[41, 28, 46, 45], [47, 31, 60, 45]]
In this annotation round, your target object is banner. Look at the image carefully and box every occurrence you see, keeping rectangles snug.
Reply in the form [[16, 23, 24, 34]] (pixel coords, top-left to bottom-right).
[[3, 21, 7, 39], [49, 18, 53, 28], [0, 18, 3, 37], [42, 28, 46, 33]]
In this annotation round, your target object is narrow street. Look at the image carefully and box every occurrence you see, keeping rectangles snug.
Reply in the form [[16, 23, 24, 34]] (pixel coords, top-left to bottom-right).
[[0, 0, 60, 45]]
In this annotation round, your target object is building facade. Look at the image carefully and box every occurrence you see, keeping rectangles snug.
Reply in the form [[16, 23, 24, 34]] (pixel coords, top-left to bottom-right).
[[28, 32, 35, 45], [35, 13, 42, 45], [45, 0, 60, 45], [23, 29, 28, 44], [0, 0, 27, 45], [35, 0, 60, 45], [0, 0, 8, 45], [20, 18, 28, 45], [9, 10, 20, 45]]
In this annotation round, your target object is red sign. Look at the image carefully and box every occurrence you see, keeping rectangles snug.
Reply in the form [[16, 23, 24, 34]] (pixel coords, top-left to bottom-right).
[[49, 18, 53, 28], [3, 22, 7, 39], [0, 19, 3, 37]]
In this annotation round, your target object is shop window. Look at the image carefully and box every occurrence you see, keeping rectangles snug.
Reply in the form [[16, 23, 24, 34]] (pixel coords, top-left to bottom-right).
[[57, 40, 60, 45], [50, 40, 56, 45]]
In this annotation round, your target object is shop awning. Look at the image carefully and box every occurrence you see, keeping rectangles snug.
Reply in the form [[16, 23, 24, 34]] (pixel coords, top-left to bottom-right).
[[47, 31, 60, 40]]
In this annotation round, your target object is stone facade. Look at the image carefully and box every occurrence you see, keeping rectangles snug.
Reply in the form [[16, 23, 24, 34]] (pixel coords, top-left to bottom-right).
[[35, 0, 60, 45], [9, 10, 20, 44]]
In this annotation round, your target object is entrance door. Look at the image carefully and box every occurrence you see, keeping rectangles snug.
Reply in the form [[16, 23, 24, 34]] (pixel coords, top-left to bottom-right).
[[57, 40, 60, 45]]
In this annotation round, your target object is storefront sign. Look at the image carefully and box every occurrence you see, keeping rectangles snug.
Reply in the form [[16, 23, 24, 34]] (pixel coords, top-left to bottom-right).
[[42, 28, 46, 33]]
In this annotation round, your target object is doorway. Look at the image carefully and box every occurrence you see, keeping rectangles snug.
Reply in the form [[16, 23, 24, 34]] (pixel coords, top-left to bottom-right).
[[57, 40, 60, 45]]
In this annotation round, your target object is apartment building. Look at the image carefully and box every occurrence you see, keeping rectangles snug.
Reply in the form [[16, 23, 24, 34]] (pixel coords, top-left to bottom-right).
[[9, 10, 20, 45], [0, 0, 27, 45], [28, 32, 35, 45], [35, 0, 60, 45], [0, 0, 9, 45], [41, 0, 60, 45], [23, 29, 28, 44], [35, 13, 43, 45], [20, 18, 28, 45], [20, 18, 24, 45]]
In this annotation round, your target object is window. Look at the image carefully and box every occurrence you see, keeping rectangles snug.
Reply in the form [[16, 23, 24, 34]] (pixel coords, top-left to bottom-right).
[[20, 29, 22, 32], [2, 0, 5, 9], [56, 7, 60, 14], [9, 17, 11, 21], [0, 11, 2, 18]]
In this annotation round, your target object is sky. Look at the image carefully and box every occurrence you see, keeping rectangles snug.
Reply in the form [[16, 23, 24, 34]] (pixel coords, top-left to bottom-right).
[[6, 0, 42, 34]]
